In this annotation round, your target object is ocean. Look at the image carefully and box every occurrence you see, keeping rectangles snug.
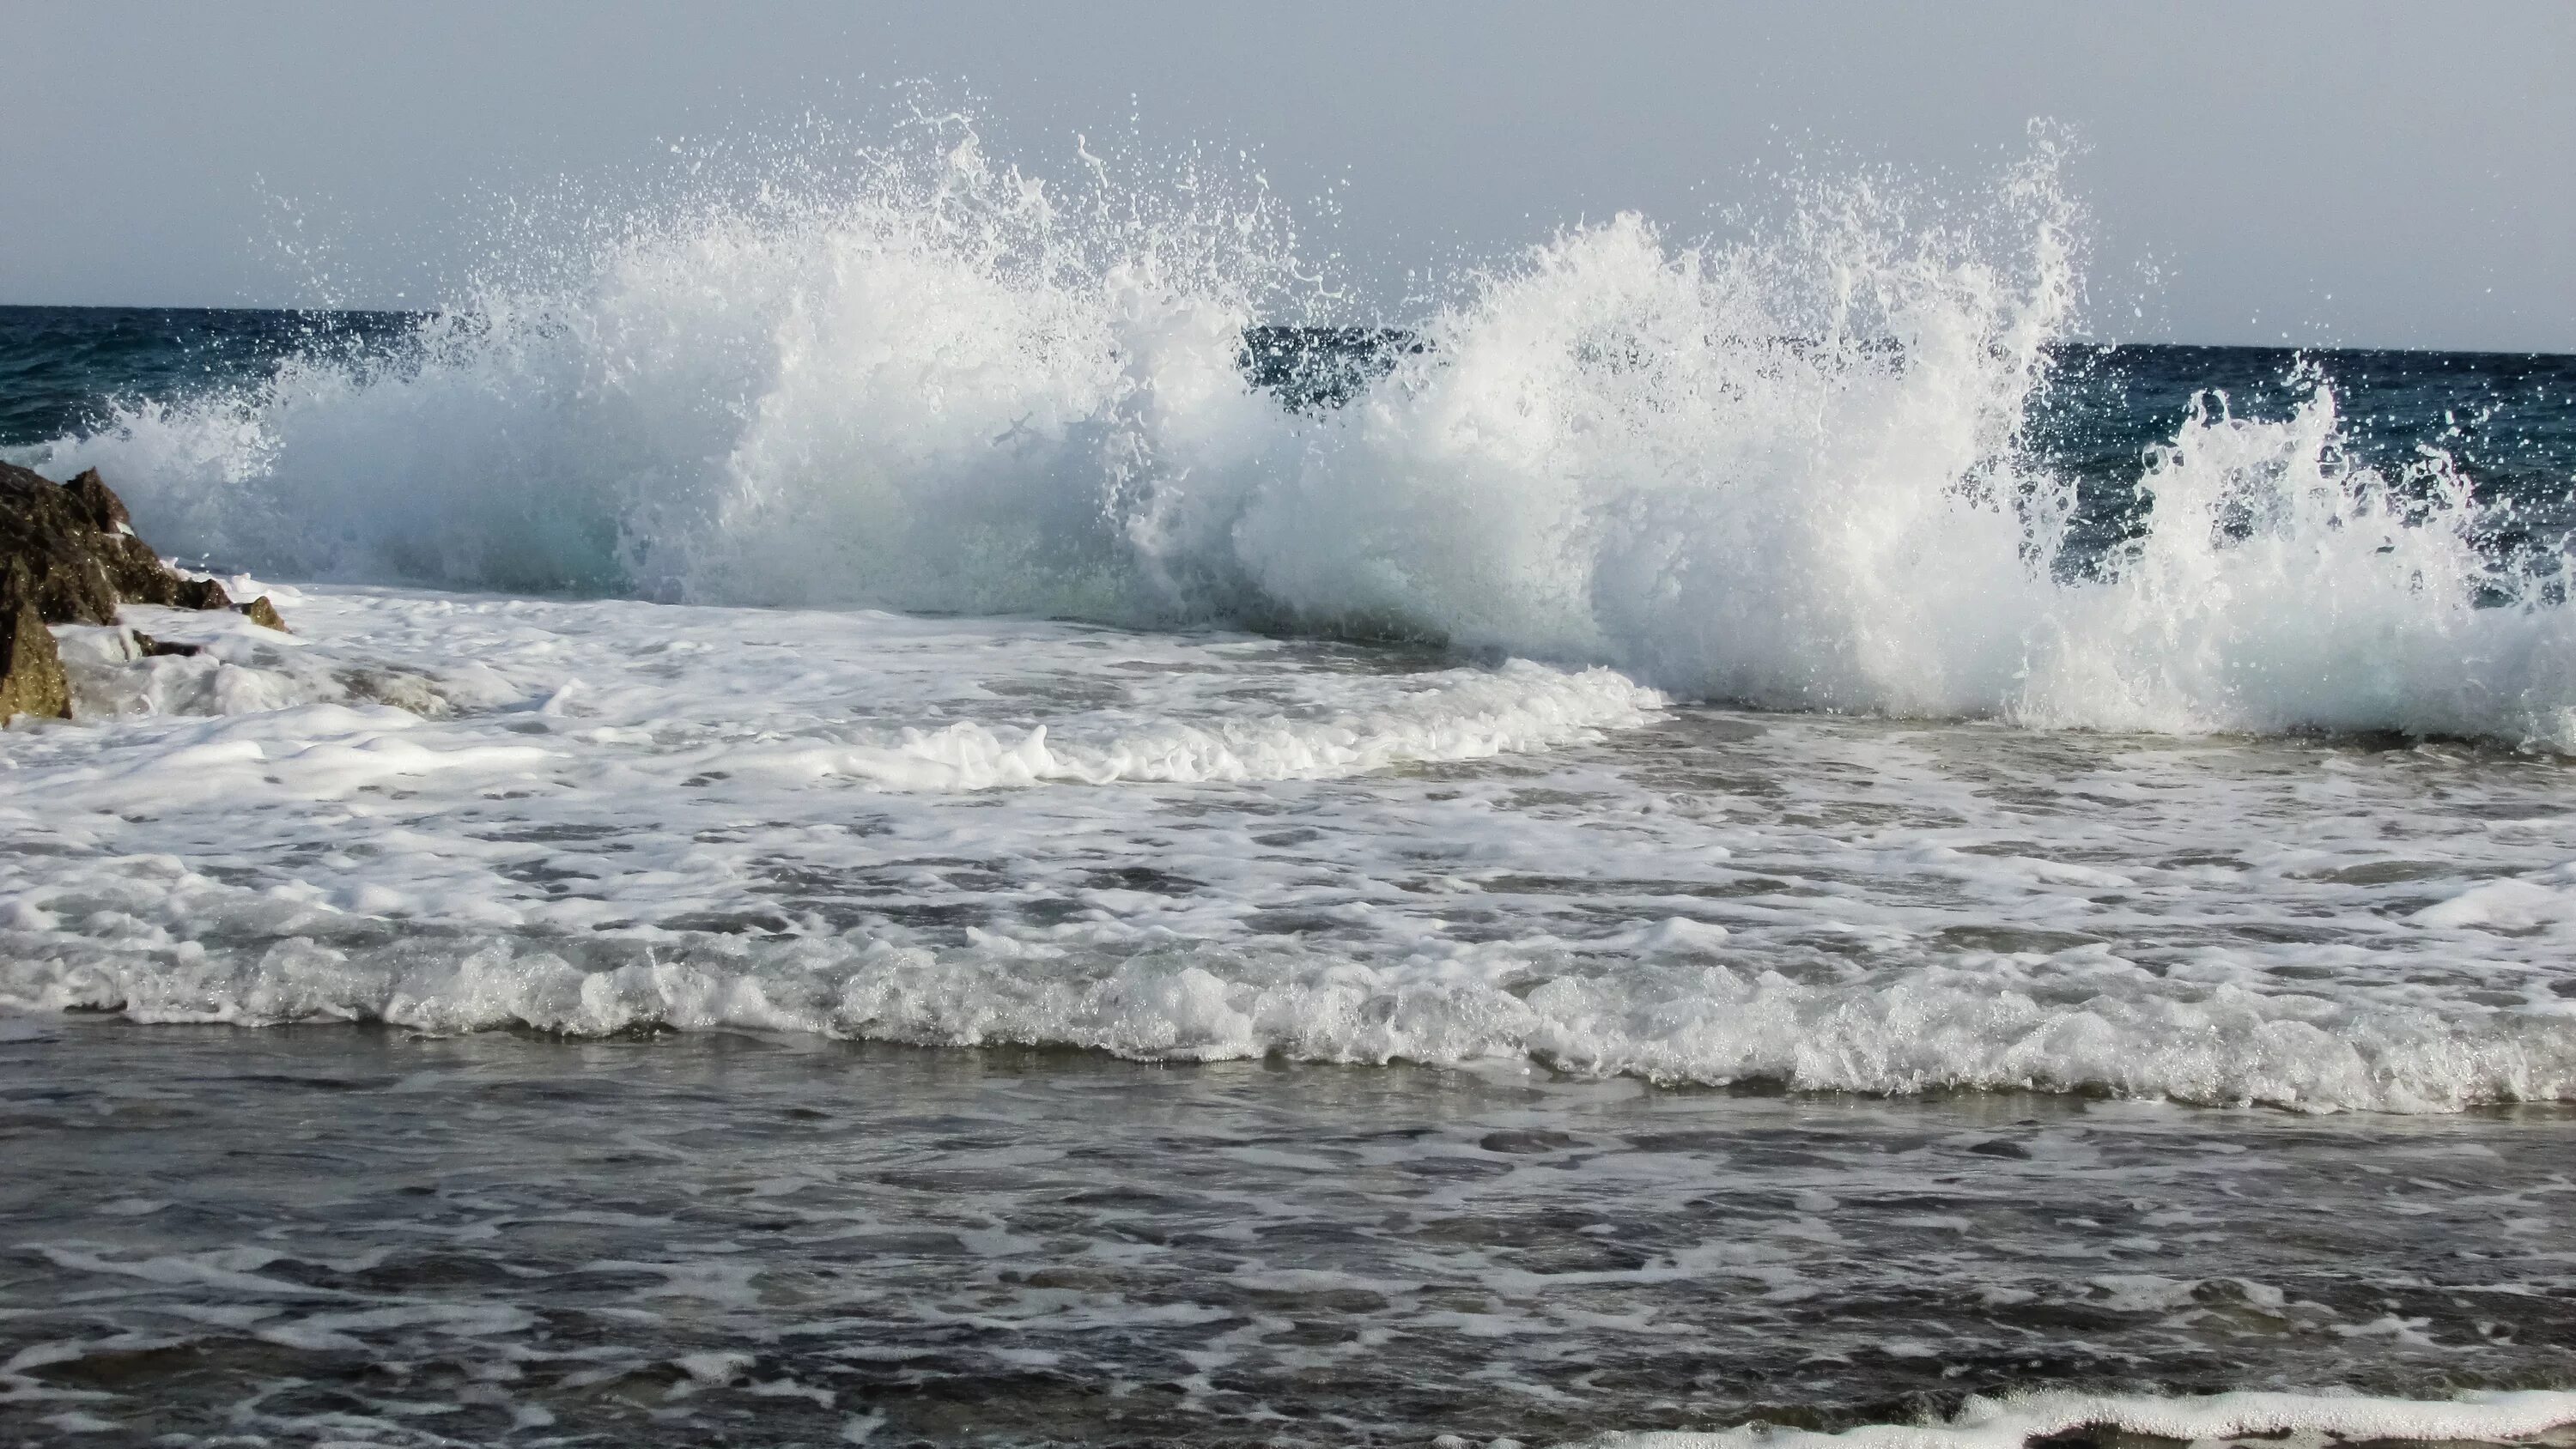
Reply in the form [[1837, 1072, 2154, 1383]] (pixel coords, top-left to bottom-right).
[[3, 134, 2575, 1447]]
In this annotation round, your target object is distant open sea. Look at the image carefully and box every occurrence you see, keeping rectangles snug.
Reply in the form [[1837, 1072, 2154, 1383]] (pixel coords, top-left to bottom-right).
[[4, 132, 2576, 1447]]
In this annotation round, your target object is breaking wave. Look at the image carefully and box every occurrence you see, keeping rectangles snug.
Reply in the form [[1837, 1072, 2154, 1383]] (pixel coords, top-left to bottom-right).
[[24, 118, 2576, 745], [10, 920, 2572, 1115]]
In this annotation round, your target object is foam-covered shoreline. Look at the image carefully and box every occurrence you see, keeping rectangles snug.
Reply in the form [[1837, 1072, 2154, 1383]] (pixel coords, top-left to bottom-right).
[[11, 930, 2573, 1115], [6, 585, 2573, 1116], [1600, 1388, 2576, 1449]]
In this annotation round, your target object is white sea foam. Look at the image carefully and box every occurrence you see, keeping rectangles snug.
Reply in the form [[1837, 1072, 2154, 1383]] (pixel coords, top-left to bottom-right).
[[6, 118, 2575, 1113], [1601, 1388, 2576, 1449], [19, 122, 2575, 746], [728, 662, 1657, 791], [4, 587, 2573, 1113], [20, 919, 2567, 1115]]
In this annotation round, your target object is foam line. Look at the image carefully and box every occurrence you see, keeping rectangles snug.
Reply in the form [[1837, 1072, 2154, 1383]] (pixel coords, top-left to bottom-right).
[[1600, 1387, 2576, 1449]]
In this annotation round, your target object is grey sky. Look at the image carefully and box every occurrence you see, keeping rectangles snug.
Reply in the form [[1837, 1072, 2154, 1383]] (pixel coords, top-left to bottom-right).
[[8, 1, 2571, 350]]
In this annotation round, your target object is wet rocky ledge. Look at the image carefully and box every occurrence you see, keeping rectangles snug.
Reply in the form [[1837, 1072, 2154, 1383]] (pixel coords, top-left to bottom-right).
[[0, 461, 287, 723]]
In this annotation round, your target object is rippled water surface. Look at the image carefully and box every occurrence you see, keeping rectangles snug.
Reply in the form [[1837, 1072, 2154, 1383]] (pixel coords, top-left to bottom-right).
[[6, 1024, 2574, 1447]]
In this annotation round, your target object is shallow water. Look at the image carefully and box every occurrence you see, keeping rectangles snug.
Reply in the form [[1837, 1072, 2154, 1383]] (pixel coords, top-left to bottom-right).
[[5, 1022, 2573, 1447], [6, 587, 2573, 1114], [8, 581, 2576, 1444]]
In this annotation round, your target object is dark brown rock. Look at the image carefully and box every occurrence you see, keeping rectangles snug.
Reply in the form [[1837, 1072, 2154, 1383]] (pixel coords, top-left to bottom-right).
[[128, 631, 203, 659], [2, 464, 125, 626], [0, 579, 71, 724], [0, 462, 236, 624], [240, 596, 288, 632], [64, 468, 131, 533], [176, 577, 234, 611], [1, 464, 266, 722]]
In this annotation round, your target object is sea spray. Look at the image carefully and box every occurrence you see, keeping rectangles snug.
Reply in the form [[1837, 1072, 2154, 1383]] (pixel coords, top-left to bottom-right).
[[25, 118, 2576, 743], [1235, 143, 2086, 712]]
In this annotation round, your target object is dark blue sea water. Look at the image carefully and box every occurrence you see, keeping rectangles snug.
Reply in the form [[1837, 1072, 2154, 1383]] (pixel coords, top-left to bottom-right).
[[0, 307, 414, 452]]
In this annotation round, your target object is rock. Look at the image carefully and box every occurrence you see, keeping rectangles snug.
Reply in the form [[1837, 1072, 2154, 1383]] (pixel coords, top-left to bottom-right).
[[127, 631, 202, 659], [3, 463, 132, 625], [177, 577, 235, 611], [0, 461, 245, 625], [240, 596, 287, 632], [64, 468, 132, 533], [1, 464, 271, 721], [0, 579, 71, 724]]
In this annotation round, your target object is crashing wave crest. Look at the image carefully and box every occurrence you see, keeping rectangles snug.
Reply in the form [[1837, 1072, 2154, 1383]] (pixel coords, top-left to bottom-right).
[[23, 121, 2576, 745]]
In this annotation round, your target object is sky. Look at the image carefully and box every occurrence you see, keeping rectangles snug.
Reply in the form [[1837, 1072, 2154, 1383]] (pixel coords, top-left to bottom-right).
[[7, 1, 2572, 350]]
